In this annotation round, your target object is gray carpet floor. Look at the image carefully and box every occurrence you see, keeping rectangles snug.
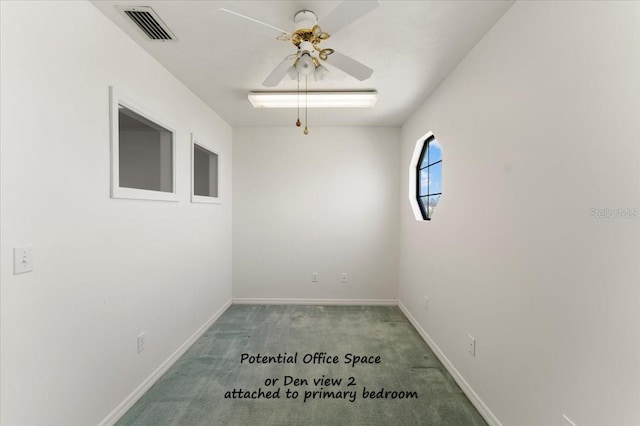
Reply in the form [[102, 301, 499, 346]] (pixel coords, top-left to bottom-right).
[[117, 305, 487, 426]]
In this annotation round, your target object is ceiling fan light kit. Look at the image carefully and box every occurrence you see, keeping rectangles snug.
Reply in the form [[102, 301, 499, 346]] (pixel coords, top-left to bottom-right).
[[295, 51, 316, 76], [314, 64, 329, 81]]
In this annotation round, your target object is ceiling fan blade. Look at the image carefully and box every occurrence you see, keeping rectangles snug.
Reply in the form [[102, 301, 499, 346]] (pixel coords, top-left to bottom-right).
[[325, 51, 373, 81], [319, 0, 379, 35], [263, 56, 295, 87], [216, 8, 290, 39]]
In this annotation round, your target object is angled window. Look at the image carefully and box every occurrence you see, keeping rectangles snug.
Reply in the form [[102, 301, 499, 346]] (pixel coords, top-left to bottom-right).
[[417, 137, 442, 220], [409, 133, 442, 221], [110, 87, 177, 202], [191, 134, 220, 204]]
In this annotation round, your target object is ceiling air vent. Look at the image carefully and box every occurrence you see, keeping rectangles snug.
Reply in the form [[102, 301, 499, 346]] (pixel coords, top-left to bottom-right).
[[120, 6, 177, 41]]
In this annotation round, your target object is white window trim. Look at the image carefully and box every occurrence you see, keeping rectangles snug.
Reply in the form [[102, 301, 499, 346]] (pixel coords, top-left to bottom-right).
[[109, 86, 178, 202], [408, 131, 434, 221], [191, 133, 221, 204]]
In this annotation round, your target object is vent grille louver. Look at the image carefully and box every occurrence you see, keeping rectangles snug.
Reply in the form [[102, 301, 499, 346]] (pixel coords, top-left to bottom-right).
[[121, 7, 176, 41]]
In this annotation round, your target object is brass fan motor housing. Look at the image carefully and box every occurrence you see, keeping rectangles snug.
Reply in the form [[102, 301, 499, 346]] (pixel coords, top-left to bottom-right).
[[290, 25, 334, 61]]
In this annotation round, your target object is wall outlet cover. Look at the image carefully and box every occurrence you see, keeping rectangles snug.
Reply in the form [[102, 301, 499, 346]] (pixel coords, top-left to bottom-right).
[[137, 332, 146, 353]]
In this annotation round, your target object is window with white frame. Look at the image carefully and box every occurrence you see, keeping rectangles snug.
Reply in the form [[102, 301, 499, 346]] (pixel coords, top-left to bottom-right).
[[409, 133, 442, 221], [191, 134, 220, 203], [110, 87, 177, 201]]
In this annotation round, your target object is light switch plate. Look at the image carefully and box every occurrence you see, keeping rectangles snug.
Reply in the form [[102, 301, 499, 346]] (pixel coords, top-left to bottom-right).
[[14, 246, 33, 274], [468, 335, 476, 357]]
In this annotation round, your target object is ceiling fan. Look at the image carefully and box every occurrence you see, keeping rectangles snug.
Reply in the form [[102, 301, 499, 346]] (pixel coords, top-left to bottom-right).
[[217, 1, 379, 87]]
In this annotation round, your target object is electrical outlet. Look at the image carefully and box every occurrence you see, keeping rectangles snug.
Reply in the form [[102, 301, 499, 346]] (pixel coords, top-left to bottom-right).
[[137, 332, 146, 353], [13, 246, 34, 274], [312, 272, 318, 283], [341, 273, 348, 283], [423, 296, 429, 310], [468, 335, 476, 357]]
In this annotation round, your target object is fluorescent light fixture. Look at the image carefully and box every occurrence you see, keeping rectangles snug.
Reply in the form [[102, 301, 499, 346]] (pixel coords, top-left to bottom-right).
[[248, 91, 378, 108]]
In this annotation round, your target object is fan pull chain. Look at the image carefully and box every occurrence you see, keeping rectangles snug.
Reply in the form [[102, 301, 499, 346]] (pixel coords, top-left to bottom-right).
[[304, 76, 309, 135], [295, 72, 301, 127]]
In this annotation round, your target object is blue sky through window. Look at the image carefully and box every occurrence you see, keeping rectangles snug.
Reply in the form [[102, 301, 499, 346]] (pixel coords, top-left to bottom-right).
[[417, 137, 442, 220], [427, 141, 442, 165], [428, 162, 442, 194]]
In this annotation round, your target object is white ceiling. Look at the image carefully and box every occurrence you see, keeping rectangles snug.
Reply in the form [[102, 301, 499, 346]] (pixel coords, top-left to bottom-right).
[[91, 1, 513, 127]]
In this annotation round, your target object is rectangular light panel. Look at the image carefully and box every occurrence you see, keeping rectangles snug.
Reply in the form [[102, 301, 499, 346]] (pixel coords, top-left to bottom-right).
[[248, 91, 378, 108]]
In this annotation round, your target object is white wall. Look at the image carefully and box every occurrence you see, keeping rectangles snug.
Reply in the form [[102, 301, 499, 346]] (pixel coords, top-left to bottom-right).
[[0, 2, 232, 425], [233, 127, 399, 303], [398, 2, 640, 426]]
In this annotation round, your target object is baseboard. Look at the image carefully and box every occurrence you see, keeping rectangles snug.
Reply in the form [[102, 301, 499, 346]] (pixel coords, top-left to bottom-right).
[[397, 301, 502, 426], [232, 297, 397, 306], [99, 298, 233, 426]]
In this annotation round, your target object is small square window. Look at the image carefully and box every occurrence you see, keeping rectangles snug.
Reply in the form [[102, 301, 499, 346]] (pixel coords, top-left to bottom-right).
[[110, 87, 177, 202], [191, 134, 221, 204]]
